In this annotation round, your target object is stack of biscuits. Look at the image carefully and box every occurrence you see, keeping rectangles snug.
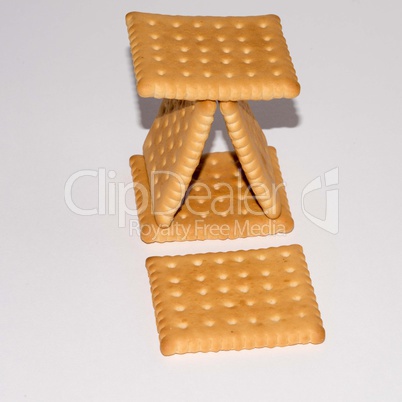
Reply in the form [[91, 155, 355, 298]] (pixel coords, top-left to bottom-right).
[[126, 11, 325, 355]]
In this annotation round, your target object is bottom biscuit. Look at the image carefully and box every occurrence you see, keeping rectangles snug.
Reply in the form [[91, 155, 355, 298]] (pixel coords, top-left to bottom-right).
[[130, 147, 293, 243], [146, 245, 325, 355]]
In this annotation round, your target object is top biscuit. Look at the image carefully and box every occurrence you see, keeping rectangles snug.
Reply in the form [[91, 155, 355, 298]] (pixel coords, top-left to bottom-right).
[[126, 12, 300, 101]]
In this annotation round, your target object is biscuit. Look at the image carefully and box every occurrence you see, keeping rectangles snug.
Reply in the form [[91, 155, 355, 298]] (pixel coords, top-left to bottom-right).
[[220, 100, 281, 219], [130, 147, 293, 243], [146, 245, 325, 355], [142, 99, 216, 227], [126, 12, 300, 101]]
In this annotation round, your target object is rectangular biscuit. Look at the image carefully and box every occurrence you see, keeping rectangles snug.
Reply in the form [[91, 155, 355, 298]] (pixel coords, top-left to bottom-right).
[[130, 147, 293, 243], [220, 100, 281, 219], [126, 12, 300, 101], [142, 99, 216, 227], [146, 245, 325, 355]]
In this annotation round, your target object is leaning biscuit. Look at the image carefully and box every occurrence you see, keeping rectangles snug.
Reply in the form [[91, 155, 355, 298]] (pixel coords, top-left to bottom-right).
[[220, 100, 281, 219], [142, 99, 216, 227], [126, 12, 300, 101], [146, 245, 325, 355]]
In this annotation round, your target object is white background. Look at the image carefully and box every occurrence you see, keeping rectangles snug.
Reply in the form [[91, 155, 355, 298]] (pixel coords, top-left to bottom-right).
[[1, 1, 402, 401]]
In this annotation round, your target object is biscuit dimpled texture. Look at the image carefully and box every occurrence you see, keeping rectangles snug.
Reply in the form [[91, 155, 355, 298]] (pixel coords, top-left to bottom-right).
[[126, 12, 300, 101], [130, 147, 294, 243], [220, 100, 281, 219], [146, 245, 325, 355], [142, 99, 216, 227]]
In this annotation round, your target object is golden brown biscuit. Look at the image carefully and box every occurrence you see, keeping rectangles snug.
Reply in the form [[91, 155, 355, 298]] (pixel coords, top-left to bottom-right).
[[142, 99, 216, 227], [130, 147, 293, 243], [126, 12, 300, 101], [220, 100, 281, 219], [146, 245, 325, 355]]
